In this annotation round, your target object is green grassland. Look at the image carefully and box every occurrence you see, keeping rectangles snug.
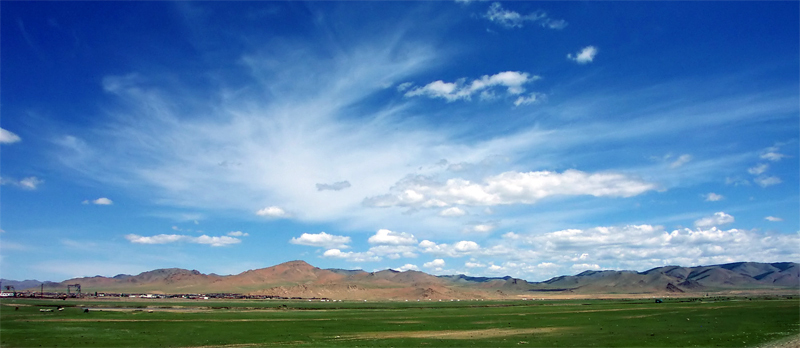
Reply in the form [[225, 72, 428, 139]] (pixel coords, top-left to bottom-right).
[[1, 297, 797, 347]]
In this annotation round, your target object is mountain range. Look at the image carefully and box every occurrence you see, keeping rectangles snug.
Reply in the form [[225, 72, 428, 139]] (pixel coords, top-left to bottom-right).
[[2, 261, 797, 299]]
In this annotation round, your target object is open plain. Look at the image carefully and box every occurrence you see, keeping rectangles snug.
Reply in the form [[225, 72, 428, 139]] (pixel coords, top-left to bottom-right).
[[1, 296, 797, 347]]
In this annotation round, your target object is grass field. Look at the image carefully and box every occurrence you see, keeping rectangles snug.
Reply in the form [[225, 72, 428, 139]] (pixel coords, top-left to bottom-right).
[[1, 296, 797, 347]]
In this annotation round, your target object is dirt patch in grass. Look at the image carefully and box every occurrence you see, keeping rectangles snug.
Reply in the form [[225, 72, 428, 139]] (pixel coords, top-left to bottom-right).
[[344, 327, 562, 340], [621, 313, 660, 319], [757, 334, 800, 348], [385, 320, 423, 324]]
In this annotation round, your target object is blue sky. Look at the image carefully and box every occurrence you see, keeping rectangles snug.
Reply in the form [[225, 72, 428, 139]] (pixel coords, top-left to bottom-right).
[[1, 1, 798, 282]]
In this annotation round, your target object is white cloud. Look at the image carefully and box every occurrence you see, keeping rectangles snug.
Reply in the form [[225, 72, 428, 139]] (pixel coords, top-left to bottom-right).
[[464, 222, 496, 233], [754, 176, 781, 187], [316, 181, 351, 191], [256, 206, 289, 218], [760, 152, 785, 161], [193, 235, 242, 247], [404, 71, 540, 103], [393, 264, 419, 272], [290, 232, 351, 249], [423, 259, 446, 269], [465, 261, 486, 268], [439, 207, 466, 217], [704, 193, 724, 201], [19, 177, 43, 190], [418, 239, 481, 257], [368, 245, 418, 259], [748, 163, 768, 175], [669, 154, 692, 168], [572, 263, 601, 271], [227, 231, 249, 237], [454, 240, 480, 252], [125, 233, 240, 247], [90, 197, 114, 205], [2, 176, 43, 190], [0, 128, 21, 144], [322, 249, 381, 262], [513, 92, 546, 106], [368, 229, 418, 245], [365, 170, 656, 209], [396, 82, 413, 92], [694, 212, 734, 228], [484, 2, 567, 29], [491, 224, 800, 279], [567, 46, 598, 64], [765, 216, 783, 222]]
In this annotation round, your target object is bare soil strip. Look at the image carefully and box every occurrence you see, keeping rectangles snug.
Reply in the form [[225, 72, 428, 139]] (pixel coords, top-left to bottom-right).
[[344, 327, 562, 340], [754, 334, 800, 348]]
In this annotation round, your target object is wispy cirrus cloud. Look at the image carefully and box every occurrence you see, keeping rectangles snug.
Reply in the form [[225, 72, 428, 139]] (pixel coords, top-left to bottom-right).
[[316, 181, 352, 191], [484, 2, 567, 29], [404, 71, 540, 103], [1, 176, 43, 190], [0, 128, 21, 144]]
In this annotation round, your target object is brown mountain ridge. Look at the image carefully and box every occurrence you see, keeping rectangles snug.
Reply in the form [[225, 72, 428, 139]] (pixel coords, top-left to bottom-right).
[[14, 261, 799, 300]]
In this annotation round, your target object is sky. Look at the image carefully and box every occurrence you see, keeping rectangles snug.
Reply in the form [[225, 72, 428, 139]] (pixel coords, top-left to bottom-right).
[[1, 1, 798, 282]]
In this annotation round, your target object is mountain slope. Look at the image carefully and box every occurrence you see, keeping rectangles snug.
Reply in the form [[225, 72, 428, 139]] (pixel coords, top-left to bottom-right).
[[20, 261, 799, 298]]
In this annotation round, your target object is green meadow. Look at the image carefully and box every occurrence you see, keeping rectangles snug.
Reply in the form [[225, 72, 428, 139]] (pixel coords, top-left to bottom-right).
[[1, 297, 797, 347]]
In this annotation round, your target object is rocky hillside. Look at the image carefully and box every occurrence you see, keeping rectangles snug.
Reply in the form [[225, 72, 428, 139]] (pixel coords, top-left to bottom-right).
[[18, 261, 799, 298]]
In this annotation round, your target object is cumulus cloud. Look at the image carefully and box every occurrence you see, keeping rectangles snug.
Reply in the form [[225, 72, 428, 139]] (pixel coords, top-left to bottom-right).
[[227, 231, 249, 237], [484, 2, 567, 29], [316, 181, 352, 191], [499, 224, 800, 278], [423, 258, 446, 269], [256, 206, 290, 218], [368, 229, 418, 245], [754, 176, 781, 187], [764, 216, 783, 222], [0, 128, 21, 144], [290, 232, 351, 249], [393, 264, 419, 272], [364, 170, 656, 209], [694, 212, 734, 228], [322, 249, 381, 262], [404, 71, 540, 103], [704, 193, 724, 202], [567, 46, 598, 64], [368, 245, 418, 259], [439, 207, 466, 217], [418, 239, 482, 257], [125, 233, 240, 247], [84, 197, 113, 205]]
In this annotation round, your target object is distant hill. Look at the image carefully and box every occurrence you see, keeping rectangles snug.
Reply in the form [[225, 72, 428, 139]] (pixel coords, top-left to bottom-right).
[[529, 262, 799, 293], [8, 261, 798, 299]]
